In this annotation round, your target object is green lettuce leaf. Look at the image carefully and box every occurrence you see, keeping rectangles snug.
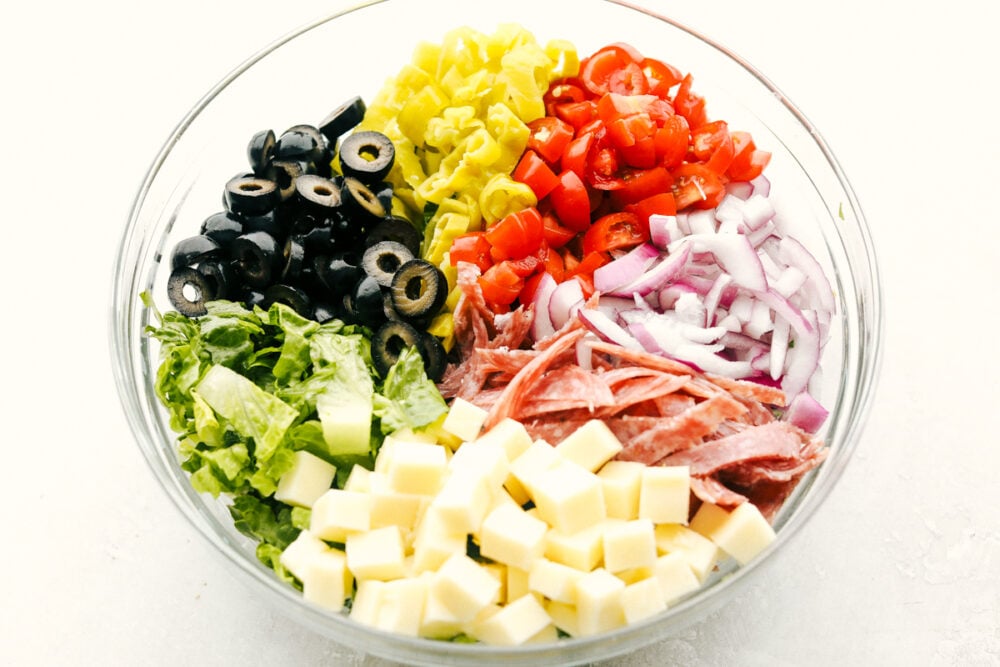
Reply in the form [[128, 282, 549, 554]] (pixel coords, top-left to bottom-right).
[[373, 346, 447, 434]]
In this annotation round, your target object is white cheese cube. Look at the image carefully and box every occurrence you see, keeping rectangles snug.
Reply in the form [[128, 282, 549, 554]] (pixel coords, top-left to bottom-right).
[[653, 551, 701, 604], [431, 552, 502, 622], [279, 529, 330, 582], [441, 397, 489, 442], [368, 472, 427, 532], [346, 525, 406, 581], [524, 623, 560, 644], [475, 418, 534, 462], [302, 548, 350, 612], [386, 440, 449, 496], [428, 471, 494, 535], [689, 501, 775, 565], [420, 586, 466, 639], [349, 579, 385, 627], [555, 419, 623, 472], [545, 600, 580, 638], [310, 489, 371, 543], [273, 450, 337, 508], [531, 461, 606, 535], [574, 568, 626, 636], [373, 576, 429, 636], [620, 576, 667, 624], [461, 603, 502, 638], [528, 557, 586, 604], [544, 519, 618, 572], [449, 438, 510, 490], [597, 460, 643, 520], [482, 562, 507, 605], [410, 508, 468, 574], [654, 523, 720, 581], [506, 566, 530, 604], [479, 503, 548, 571], [473, 594, 553, 646], [638, 465, 690, 524], [507, 439, 562, 499], [602, 519, 657, 573], [388, 426, 438, 444], [342, 464, 372, 492]]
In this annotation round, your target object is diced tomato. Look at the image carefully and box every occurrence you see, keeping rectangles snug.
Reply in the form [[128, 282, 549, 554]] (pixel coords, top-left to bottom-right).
[[542, 244, 565, 282], [512, 150, 560, 199], [527, 116, 574, 165], [673, 73, 707, 129], [671, 163, 726, 210], [555, 100, 597, 131], [691, 121, 735, 176], [519, 270, 546, 306], [575, 273, 596, 299], [541, 210, 577, 249], [561, 132, 595, 180], [589, 146, 620, 180], [608, 61, 649, 95], [641, 57, 683, 97], [653, 114, 690, 168], [449, 232, 492, 272], [625, 191, 677, 236], [579, 45, 637, 96], [570, 250, 611, 280], [485, 207, 544, 260], [606, 113, 656, 149], [582, 212, 647, 255], [478, 262, 524, 307], [504, 254, 542, 277], [726, 130, 771, 181], [549, 169, 592, 232], [610, 165, 672, 205]]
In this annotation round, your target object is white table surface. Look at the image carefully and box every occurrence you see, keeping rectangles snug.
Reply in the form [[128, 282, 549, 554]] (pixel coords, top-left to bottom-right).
[[3, 1, 998, 665]]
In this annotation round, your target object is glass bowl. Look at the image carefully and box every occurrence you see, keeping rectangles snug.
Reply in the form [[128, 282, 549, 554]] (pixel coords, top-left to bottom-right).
[[110, 0, 883, 664]]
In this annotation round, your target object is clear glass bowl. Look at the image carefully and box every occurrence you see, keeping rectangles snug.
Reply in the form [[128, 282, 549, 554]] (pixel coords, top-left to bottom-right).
[[109, 0, 883, 664]]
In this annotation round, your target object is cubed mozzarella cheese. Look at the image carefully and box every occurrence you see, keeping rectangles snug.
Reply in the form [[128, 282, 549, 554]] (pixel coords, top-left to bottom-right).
[[302, 548, 350, 612], [428, 471, 494, 534], [602, 519, 657, 573], [342, 463, 372, 493], [279, 529, 330, 583], [479, 503, 548, 571], [431, 552, 502, 622], [620, 576, 667, 624], [544, 519, 617, 572], [475, 418, 533, 462], [654, 523, 720, 581], [349, 579, 385, 627], [531, 461, 606, 535], [574, 568, 626, 636], [545, 599, 580, 638], [473, 594, 553, 646], [420, 586, 466, 639], [596, 460, 644, 520], [653, 551, 701, 604], [373, 575, 429, 636], [689, 501, 775, 565], [638, 465, 690, 524], [506, 566, 530, 604], [310, 489, 371, 543], [346, 525, 406, 581], [385, 440, 449, 496], [441, 397, 489, 442], [410, 508, 468, 574], [507, 439, 562, 499], [368, 472, 427, 532], [528, 557, 586, 604], [273, 450, 337, 509], [449, 438, 509, 489], [555, 419, 623, 472]]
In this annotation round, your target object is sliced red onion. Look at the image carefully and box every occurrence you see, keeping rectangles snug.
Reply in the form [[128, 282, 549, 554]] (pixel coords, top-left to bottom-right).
[[772, 265, 807, 298], [548, 279, 584, 330], [752, 288, 813, 336], [670, 234, 768, 292], [740, 193, 776, 231], [777, 236, 836, 315], [576, 333, 597, 371], [673, 291, 707, 327], [658, 282, 698, 311], [529, 271, 558, 341], [725, 180, 754, 200], [744, 298, 774, 338], [784, 391, 829, 433], [578, 308, 643, 351], [750, 173, 771, 197], [769, 316, 790, 380], [606, 244, 692, 298], [781, 309, 820, 398], [715, 194, 745, 225], [648, 214, 676, 249], [687, 209, 718, 235], [745, 220, 778, 248], [596, 295, 638, 319], [702, 272, 733, 327], [593, 242, 659, 292]]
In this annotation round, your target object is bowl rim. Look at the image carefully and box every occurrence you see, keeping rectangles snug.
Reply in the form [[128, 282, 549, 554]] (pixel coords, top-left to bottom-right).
[[109, 0, 884, 663]]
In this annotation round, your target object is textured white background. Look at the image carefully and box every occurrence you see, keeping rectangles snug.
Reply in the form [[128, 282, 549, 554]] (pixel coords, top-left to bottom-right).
[[2, 1, 997, 665]]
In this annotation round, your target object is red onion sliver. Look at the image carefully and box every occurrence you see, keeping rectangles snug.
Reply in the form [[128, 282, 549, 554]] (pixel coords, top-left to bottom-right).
[[593, 242, 659, 292]]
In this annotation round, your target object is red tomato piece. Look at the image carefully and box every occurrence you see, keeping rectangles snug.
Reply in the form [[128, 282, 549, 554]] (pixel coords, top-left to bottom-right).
[[673, 73, 707, 129], [671, 163, 726, 210], [550, 170, 592, 232], [726, 131, 771, 181], [478, 262, 524, 307], [691, 121, 735, 176], [527, 116, 574, 165], [542, 210, 577, 249], [641, 57, 683, 97], [449, 232, 493, 272], [653, 114, 690, 168], [611, 166, 673, 205], [579, 46, 636, 96], [582, 212, 647, 255], [608, 61, 649, 95], [512, 150, 560, 200], [561, 132, 596, 180], [570, 250, 611, 280], [485, 207, 544, 260], [625, 191, 677, 236]]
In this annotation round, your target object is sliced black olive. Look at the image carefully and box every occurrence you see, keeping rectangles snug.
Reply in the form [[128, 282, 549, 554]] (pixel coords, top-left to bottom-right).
[[247, 129, 276, 176], [196, 257, 235, 300], [318, 96, 366, 143], [275, 124, 327, 166], [167, 266, 216, 317], [280, 236, 306, 282], [372, 181, 394, 211], [262, 283, 313, 318], [330, 210, 369, 247], [170, 234, 222, 271], [341, 176, 387, 221], [364, 216, 422, 256], [294, 174, 343, 216], [390, 259, 447, 319], [224, 176, 280, 216], [352, 275, 387, 328], [231, 230, 280, 289], [268, 159, 309, 200], [239, 209, 283, 237], [418, 332, 448, 382], [312, 301, 339, 324], [298, 223, 335, 254], [362, 241, 415, 287], [199, 211, 244, 246], [339, 131, 395, 185], [243, 289, 267, 309], [320, 252, 362, 295], [371, 321, 422, 377]]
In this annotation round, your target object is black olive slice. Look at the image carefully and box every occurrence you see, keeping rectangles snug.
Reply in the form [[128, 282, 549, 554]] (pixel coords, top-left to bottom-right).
[[320, 253, 363, 295], [362, 241, 415, 288], [170, 234, 222, 270], [247, 129, 276, 176], [240, 209, 283, 237], [224, 176, 280, 216], [371, 321, 423, 377], [299, 224, 335, 254], [312, 301, 339, 324], [275, 124, 327, 165], [196, 257, 235, 301], [390, 259, 447, 319], [167, 266, 217, 317], [231, 230, 280, 289], [351, 275, 387, 329], [341, 176, 387, 221], [269, 159, 309, 200], [418, 332, 448, 382], [339, 131, 395, 185], [364, 216, 422, 256], [372, 181, 394, 211], [294, 174, 343, 215], [262, 283, 313, 318], [199, 211, 244, 246], [318, 96, 366, 143], [281, 236, 306, 282]]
